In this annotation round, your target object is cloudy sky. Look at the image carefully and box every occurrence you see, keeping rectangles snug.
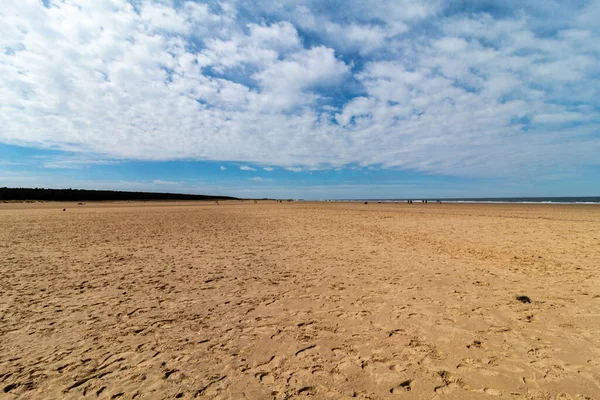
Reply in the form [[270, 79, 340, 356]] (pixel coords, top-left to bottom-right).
[[1, 0, 599, 199]]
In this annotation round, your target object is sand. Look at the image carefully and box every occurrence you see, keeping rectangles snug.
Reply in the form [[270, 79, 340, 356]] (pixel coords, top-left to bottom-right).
[[0, 201, 599, 399]]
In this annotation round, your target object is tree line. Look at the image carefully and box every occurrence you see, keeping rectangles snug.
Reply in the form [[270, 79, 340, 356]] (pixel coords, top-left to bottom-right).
[[0, 187, 237, 202]]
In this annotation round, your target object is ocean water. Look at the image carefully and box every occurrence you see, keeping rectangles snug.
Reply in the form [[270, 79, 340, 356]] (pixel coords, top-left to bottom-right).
[[329, 197, 600, 204]]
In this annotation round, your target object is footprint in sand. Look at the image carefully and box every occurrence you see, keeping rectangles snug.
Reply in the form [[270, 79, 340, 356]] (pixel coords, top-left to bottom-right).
[[295, 344, 317, 357], [390, 379, 413, 394], [484, 387, 501, 396], [255, 372, 275, 385], [434, 371, 471, 394], [297, 386, 316, 396]]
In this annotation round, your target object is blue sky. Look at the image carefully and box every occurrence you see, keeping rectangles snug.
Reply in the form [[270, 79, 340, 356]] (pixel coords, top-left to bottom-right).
[[1, 0, 599, 199]]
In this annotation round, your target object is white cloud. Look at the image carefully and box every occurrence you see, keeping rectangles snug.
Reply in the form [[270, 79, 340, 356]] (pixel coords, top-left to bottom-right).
[[434, 37, 469, 52], [323, 22, 402, 55], [252, 46, 350, 110], [140, 3, 191, 35], [531, 112, 588, 125], [249, 177, 273, 182], [263, 167, 274, 171], [0, 0, 599, 179], [0, 161, 24, 166], [201, 21, 301, 72], [152, 179, 179, 185], [39, 156, 122, 169], [240, 165, 256, 171]]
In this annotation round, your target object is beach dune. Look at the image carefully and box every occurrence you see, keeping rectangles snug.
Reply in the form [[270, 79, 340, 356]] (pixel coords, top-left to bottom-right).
[[0, 201, 599, 399]]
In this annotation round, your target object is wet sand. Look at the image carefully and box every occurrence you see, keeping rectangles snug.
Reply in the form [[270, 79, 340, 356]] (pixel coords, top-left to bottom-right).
[[1, 201, 599, 399]]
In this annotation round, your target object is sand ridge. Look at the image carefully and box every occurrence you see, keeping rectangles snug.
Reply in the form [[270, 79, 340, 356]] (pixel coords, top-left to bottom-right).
[[0, 201, 599, 399]]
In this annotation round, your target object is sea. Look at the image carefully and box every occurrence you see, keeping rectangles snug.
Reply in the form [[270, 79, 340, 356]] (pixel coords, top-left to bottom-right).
[[326, 197, 600, 204]]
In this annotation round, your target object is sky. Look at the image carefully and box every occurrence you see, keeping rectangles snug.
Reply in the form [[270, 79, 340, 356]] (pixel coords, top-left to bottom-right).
[[1, 0, 599, 199]]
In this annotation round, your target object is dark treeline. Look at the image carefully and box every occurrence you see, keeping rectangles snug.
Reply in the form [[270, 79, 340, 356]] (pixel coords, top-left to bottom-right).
[[0, 187, 238, 202]]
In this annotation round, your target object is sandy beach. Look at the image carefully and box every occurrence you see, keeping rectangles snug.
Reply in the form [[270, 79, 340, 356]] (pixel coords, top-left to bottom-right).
[[0, 201, 599, 399]]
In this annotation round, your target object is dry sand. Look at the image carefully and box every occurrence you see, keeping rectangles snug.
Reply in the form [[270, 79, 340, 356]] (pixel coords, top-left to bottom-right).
[[0, 201, 599, 399]]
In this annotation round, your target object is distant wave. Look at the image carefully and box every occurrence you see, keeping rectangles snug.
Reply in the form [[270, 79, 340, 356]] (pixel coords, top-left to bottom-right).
[[441, 200, 600, 205]]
